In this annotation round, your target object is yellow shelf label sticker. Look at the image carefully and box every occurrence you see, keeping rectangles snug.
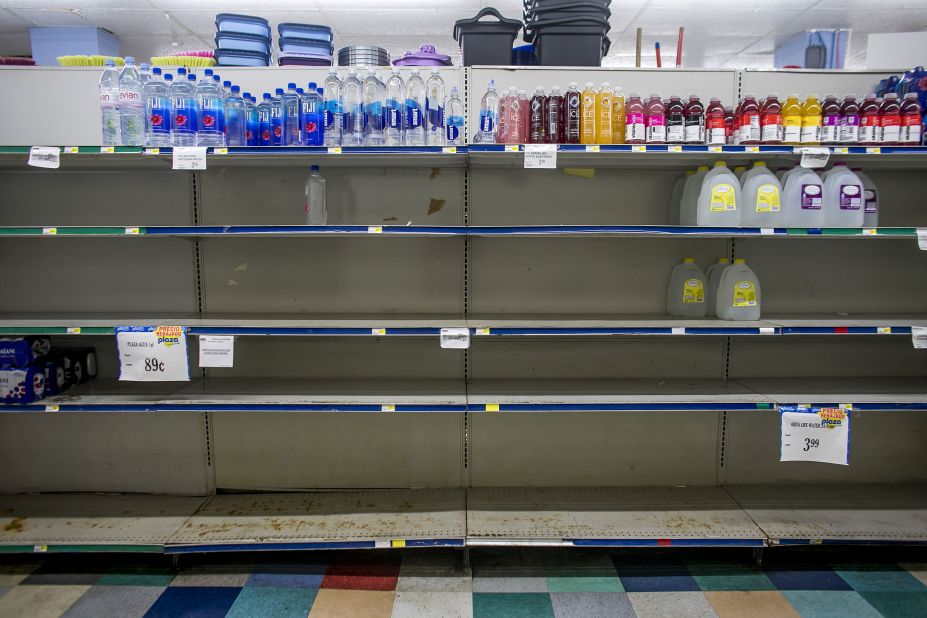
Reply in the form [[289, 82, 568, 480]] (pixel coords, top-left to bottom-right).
[[143, 148, 160, 155], [745, 146, 759, 153], [33, 545, 48, 552], [708, 145, 723, 153], [66, 327, 81, 334], [505, 144, 520, 152], [371, 328, 386, 336], [100, 146, 115, 153], [485, 403, 500, 412], [213, 147, 228, 155], [367, 226, 383, 234], [866, 147, 881, 154], [125, 227, 140, 235], [862, 228, 877, 235], [839, 403, 853, 410], [64, 146, 79, 154], [42, 227, 57, 235], [442, 146, 457, 154], [877, 327, 892, 334], [476, 328, 491, 336], [45, 405, 60, 412], [834, 147, 849, 154], [631, 145, 646, 152], [668, 145, 682, 153], [391, 539, 406, 548], [327, 147, 342, 154], [585, 144, 600, 152], [381, 404, 395, 412]]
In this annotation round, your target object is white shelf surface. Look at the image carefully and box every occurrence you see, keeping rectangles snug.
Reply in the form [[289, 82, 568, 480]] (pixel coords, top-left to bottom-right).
[[728, 484, 927, 544], [736, 378, 927, 406]]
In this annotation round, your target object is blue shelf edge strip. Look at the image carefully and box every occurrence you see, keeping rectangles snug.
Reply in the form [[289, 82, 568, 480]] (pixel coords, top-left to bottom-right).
[[468, 144, 927, 155], [567, 538, 765, 547], [773, 539, 927, 546], [164, 538, 465, 554]]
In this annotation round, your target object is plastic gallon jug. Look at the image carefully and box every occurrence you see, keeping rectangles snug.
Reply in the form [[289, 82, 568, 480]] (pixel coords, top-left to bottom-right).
[[669, 170, 693, 224], [822, 163, 864, 227], [716, 258, 761, 321], [782, 167, 824, 227], [852, 168, 879, 227], [679, 165, 710, 226], [667, 258, 707, 317], [705, 258, 731, 317], [696, 160, 741, 227], [740, 162, 783, 227]]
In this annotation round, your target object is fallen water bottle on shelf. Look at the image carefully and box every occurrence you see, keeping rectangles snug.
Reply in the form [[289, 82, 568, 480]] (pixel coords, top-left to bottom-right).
[[305, 165, 327, 225]]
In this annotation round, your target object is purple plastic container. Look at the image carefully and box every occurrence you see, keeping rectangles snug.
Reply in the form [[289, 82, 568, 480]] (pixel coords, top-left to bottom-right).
[[393, 44, 452, 67]]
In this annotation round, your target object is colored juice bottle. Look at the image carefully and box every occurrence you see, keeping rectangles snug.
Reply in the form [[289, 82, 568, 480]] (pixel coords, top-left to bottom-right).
[[499, 87, 513, 144], [839, 95, 860, 144], [901, 92, 923, 144], [705, 97, 725, 145], [820, 94, 841, 145], [683, 95, 705, 144], [739, 93, 760, 144], [547, 86, 564, 144], [859, 95, 880, 145], [625, 93, 645, 144], [580, 82, 597, 144], [759, 93, 782, 144], [565, 82, 581, 144], [596, 82, 613, 144], [518, 89, 529, 143], [665, 95, 685, 143], [529, 86, 546, 144], [732, 99, 743, 144], [800, 95, 822, 144], [723, 107, 734, 144], [611, 88, 625, 144], [879, 93, 901, 145], [644, 94, 666, 144], [781, 94, 802, 145]]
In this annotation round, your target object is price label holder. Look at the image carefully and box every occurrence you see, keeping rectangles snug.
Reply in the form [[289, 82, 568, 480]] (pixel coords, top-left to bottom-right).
[[834, 147, 849, 154], [918, 228, 927, 250], [866, 147, 881, 154], [100, 146, 115, 154], [780, 407, 849, 465], [28, 146, 60, 169], [668, 145, 682, 153], [327, 147, 342, 154], [63, 146, 79, 154], [799, 146, 830, 168], [442, 146, 457, 154], [440, 327, 470, 349], [708, 145, 723, 153], [745, 146, 759, 153], [913, 326, 927, 349], [212, 147, 228, 155], [524, 144, 557, 169], [505, 144, 520, 152], [585, 145, 600, 153], [631, 145, 646, 153], [116, 325, 190, 382], [198, 335, 234, 368], [172, 146, 207, 170], [143, 148, 160, 155]]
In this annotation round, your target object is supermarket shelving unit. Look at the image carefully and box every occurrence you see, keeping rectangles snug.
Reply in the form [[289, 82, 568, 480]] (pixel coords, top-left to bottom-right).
[[0, 66, 925, 553]]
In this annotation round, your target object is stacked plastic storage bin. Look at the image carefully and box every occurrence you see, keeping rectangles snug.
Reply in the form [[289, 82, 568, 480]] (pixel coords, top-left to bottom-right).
[[278, 23, 333, 66], [523, 0, 611, 66], [214, 13, 272, 66]]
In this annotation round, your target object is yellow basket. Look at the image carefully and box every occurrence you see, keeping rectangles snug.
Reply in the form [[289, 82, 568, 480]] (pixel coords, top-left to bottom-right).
[[150, 56, 217, 68], [56, 55, 125, 67]]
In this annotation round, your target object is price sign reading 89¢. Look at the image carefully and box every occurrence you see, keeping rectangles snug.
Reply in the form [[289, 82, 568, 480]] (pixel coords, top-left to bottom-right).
[[116, 326, 190, 382], [780, 408, 849, 465]]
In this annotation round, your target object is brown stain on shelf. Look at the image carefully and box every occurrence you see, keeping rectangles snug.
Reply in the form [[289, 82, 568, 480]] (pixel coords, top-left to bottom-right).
[[4, 517, 25, 532], [427, 199, 445, 215]]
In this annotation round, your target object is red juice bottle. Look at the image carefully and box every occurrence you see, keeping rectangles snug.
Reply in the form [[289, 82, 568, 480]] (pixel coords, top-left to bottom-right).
[[859, 94, 880, 145], [901, 92, 923, 144], [547, 86, 564, 144], [518, 89, 529, 144], [839, 95, 860, 144], [529, 86, 546, 144], [760, 93, 782, 144], [706, 96, 725, 145], [682, 94, 705, 144], [644, 94, 666, 144], [565, 82, 581, 144], [724, 107, 734, 144], [740, 93, 760, 144], [820, 94, 841, 144], [879, 93, 901, 145], [624, 93, 645, 144], [665, 95, 685, 143]]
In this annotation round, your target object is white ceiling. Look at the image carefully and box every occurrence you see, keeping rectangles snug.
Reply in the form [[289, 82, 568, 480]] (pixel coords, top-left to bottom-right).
[[1, 0, 926, 68]]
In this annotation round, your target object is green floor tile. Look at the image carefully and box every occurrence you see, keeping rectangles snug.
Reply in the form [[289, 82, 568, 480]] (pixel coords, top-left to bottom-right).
[[836, 567, 927, 592], [225, 586, 317, 618], [545, 555, 623, 593], [546, 575, 624, 593], [858, 591, 927, 618], [96, 570, 175, 587], [689, 564, 776, 591], [473, 592, 555, 618]]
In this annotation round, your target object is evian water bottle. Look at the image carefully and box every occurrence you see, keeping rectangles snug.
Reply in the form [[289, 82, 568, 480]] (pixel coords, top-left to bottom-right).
[[99, 59, 121, 145]]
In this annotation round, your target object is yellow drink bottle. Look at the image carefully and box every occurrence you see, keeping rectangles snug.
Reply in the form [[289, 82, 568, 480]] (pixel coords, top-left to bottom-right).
[[612, 88, 625, 144], [800, 94, 822, 145], [781, 94, 802, 145], [581, 82, 597, 144], [596, 82, 613, 144]]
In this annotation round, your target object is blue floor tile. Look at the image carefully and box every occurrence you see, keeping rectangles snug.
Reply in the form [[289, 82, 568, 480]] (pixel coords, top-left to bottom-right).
[[245, 562, 327, 589], [782, 590, 881, 618], [764, 568, 853, 591], [858, 591, 927, 618], [225, 586, 317, 618], [616, 572, 701, 593], [836, 567, 927, 592], [142, 586, 242, 618]]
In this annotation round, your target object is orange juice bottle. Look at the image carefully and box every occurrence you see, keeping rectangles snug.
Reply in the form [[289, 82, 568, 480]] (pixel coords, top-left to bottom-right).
[[612, 87, 625, 144], [800, 94, 822, 145], [581, 82, 597, 144], [595, 82, 613, 143], [781, 94, 802, 145]]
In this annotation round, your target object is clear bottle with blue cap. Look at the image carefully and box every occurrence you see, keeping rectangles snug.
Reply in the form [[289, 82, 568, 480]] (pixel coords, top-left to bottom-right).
[[169, 70, 198, 146], [195, 68, 225, 146], [305, 166, 327, 225], [99, 58, 121, 145], [225, 85, 246, 147], [271, 88, 285, 146], [143, 68, 171, 147], [322, 70, 344, 147], [342, 69, 365, 146], [301, 82, 324, 146], [243, 92, 258, 146], [118, 56, 145, 145], [282, 82, 301, 145], [257, 93, 273, 146]]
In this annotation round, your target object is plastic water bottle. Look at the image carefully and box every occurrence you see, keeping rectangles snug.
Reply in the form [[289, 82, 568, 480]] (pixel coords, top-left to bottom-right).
[[405, 69, 426, 146], [257, 93, 272, 146], [139, 63, 151, 86], [821, 163, 863, 227], [666, 258, 707, 317], [243, 93, 258, 146], [300, 82, 323, 146], [196, 69, 225, 146], [446, 86, 464, 146], [271, 88, 285, 146], [716, 259, 761, 321], [342, 69, 364, 146], [170, 72, 198, 146], [225, 85, 246, 147], [477, 80, 499, 143], [363, 70, 384, 146], [99, 59, 121, 145], [117, 57, 145, 145], [425, 69, 445, 146], [322, 70, 343, 147], [385, 69, 405, 146], [143, 68, 171, 147], [696, 161, 741, 227], [282, 82, 300, 145], [305, 165, 327, 225]]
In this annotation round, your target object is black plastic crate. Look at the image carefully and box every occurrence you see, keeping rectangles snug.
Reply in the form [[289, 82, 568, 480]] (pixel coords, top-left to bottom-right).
[[454, 8, 523, 66], [529, 16, 611, 66]]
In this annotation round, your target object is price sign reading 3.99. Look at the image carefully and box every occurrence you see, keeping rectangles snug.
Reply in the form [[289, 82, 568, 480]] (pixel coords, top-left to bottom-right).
[[780, 407, 850, 465], [116, 326, 190, 382]]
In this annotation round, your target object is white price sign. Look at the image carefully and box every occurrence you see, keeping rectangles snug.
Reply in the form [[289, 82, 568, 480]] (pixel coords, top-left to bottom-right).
[[799, 147, 830, 168], [524, 144, 557, 169], [28, 146, 60, 169], [440, 327, 471, 349], [913, 326, 927, 349], [172, 146, 207, 170], [116, 326, 190, 381], [198, 335, 234, 368], [918, 228, 927, 250], [780, 408, 849, 465]]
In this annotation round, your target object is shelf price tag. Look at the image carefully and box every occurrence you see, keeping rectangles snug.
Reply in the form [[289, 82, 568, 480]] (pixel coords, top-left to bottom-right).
[[866, 147, 881, 154], [198, 335, 234, 368], [668, 145, 682, 153], [100, 146, 115, 153], [28, 146, 60, 169], [524, 144, 557, 169], [63, 146, 79, 154], [800, 147, 830, 168], [212, 147, 228, 155], [42, 227, 57, 235], [585, 144, 600, 153], [834, 147, 849, 154], [172, 146, 207, 170], [631, 145, 646, 152], [381, 404, 395, 412], [143, 148, 160, 155], [708, 145, 722, 153], [913, 326, 927, 349], [780, 408, 849, 465], [440, 327, 470, 349], [116, 326, 190, 382], [745, 146, 759, 153], [505, 144, 520, 152], [327, 147, 342, 154], [917, 228, 927, 250], [442, 146, 457, 154], [124, 227, 140, 235]]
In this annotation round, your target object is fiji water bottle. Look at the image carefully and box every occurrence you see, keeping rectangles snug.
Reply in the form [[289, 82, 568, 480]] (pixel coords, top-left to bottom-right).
[[99, 59, 121, 145], [282, 83, 300, 145], [211, 75, 225, 135], [196, 69, 225, 146], [405, 69, 426, 146], [257, 93, 273, 146], [385, 69, 405, 146], [363, 70, 384, 146], [225, 85, 246, 147], [446, 86, 464, 146], [271, 88, 285, 146], [425, 69, 445, 146], [118, 57, 145, 145], [305, 165, 327, 225], [143, 68, 171, 147], [170, 72, 198, 146], [243, 93, 258, 146], [477, 80, 499, 143], [342, 70, 364, 146], [322, 70, 343, 147], [301, 82, 324, 146]]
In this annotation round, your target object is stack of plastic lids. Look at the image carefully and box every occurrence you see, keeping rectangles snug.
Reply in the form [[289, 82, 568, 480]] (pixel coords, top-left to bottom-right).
[[393, 44, 452, 67], [338, 45, 390, 67], [215, 13, 272, 66], [278, 23, 333, 66]]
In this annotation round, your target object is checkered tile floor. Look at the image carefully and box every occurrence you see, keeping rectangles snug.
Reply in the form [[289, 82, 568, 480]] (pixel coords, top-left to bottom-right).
[[0, 549, 925, 617]]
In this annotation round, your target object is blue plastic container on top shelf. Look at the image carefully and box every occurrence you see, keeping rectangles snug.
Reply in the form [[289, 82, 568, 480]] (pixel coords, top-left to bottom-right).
[[215, 49, 271, 67], [216, 32, 272, 55], [277, 23, 333, 42], [215, 13, 272, 38], [278, 38, 333, 56]]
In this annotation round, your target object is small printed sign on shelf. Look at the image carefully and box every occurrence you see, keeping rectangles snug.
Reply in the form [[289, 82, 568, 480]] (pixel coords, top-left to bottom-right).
[[585, 145, 600, 153], [442, 146, 457, 154], [668, 145, 682, 153], [800, 147, 830, 168], [116, 325, 190, 382], [63, 146, 79, 154], [913, 326, 927, 349], [780, 408, 849, 465], [631, 145, 646, 152], [198, 335, 234, 368], [327, 147, 342, 154], [524, 144, 557, 169], [172, 146, 207, 170], [918, 228, 927, 250], [28, 146, 60, 169], [440, 327, 470, 349]]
